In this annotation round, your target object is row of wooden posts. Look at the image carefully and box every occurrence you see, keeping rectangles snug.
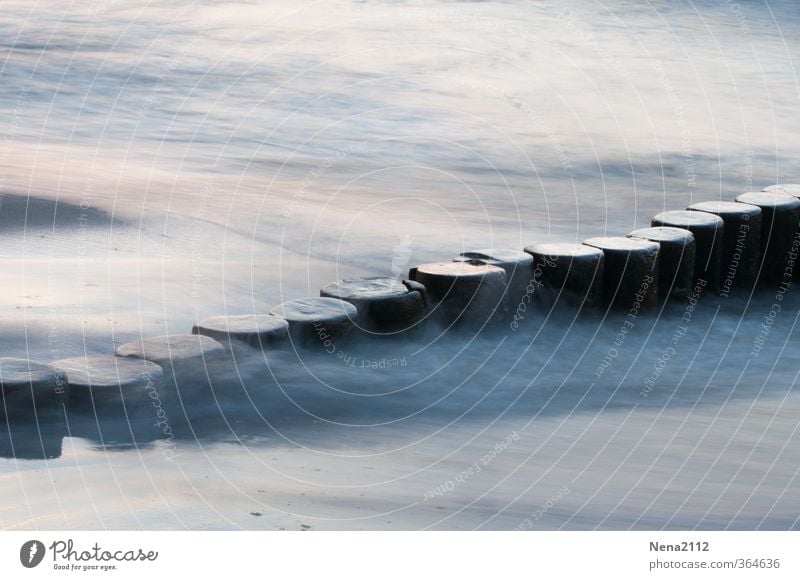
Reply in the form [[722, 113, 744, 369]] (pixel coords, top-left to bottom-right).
[[2, 183, 800, 424]]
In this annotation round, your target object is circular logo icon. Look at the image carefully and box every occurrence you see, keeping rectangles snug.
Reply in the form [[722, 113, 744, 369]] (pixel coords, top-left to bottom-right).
[[20, 540, 46, 568]]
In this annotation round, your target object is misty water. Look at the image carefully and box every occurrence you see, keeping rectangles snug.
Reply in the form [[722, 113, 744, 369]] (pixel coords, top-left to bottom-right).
[[1, 0, 799, 529]]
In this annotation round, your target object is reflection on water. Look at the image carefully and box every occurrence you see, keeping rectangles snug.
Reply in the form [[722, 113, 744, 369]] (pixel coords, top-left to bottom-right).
[[4, 289, 800, 452]]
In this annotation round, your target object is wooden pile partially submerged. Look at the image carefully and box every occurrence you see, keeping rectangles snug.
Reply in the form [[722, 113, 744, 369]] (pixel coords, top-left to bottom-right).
[[3, 184, 800, 426]]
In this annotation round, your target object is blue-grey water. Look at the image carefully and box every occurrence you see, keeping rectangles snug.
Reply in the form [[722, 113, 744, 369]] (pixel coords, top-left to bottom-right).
[[0, 0, 799, 530]]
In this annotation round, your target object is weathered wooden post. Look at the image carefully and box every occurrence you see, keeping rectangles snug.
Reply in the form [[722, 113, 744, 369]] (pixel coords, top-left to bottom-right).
[[52, 355, 163, 414], [410, 262, 507, 327], [583, 237, 660, 310], [736, 191, 800, 284], [193, 314, 289, 348], [320, 277, 426, 332], [0, 357, 67, 421], [453, 249, 533, 311], [271, 297, 358, 345], [115, 334, 226, 369], [652, 210, 724, 293], [687, 201, 762, 293], [522, 243, 604, 309], [628, 227, 695, 300]]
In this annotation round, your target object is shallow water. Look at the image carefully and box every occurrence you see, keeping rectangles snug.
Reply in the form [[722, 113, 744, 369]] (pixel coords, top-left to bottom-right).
[[1, 0, 799, 529]]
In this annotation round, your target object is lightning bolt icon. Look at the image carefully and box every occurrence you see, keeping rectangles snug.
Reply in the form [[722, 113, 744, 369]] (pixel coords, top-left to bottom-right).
[[28, 543, 38, 564]]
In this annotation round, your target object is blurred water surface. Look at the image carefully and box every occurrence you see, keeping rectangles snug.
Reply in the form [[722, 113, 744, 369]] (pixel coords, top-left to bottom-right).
[[0, 0, 799, 530]]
